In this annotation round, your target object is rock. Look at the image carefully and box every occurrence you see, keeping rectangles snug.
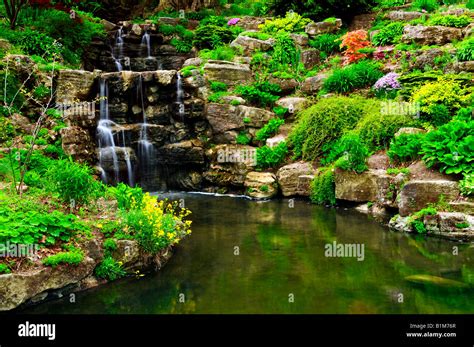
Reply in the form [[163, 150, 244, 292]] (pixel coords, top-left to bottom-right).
[[111, 240, 141, 270], [398, 180, 460, 217], [245, 172, 278, 199], [350, 13, 376, 31], [183, 57, 203, 67], [301, 49, 321, 70], [99, 146, 137, 172], [367, 152, 390, 170], [301, 73, 327, 94], [60, 126, 96, 163], [230, 35, 274, 55], [438, 212, 474, 233], [266, 134, 287, 148], [237, 105, 274, 128], [386, 11, 425, 21], [449, 201, 474, 214], [238, 16, 266, 31], [220, 95, 246, 105], [389, 215, 413, 233], [276, 162, 315, 197], [407, 161, 456, 181], [335, 169, 392, 203], [100, 19, 116, 31], [394, 127, 426, 137], [451, 61, 474, 73], [463, 23, 474, 37], [305, 19, 342, 37], [402, 25, 463, 46], [290, 33, 309, 47], [203, 61, 252, 86], [268, 75, 298, 93], [156, 140, 205, 165], [275, 97, 309, 115], [56, 70, 96, 103], [10, 113, 34, 133]]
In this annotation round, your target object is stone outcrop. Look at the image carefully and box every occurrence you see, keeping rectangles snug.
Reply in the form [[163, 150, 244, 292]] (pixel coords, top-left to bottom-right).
[[302, 73, 327, 94], [268, 75, 298, 93], [245, 172, 278, 199], [60, 126, 96, 163], [335, 169, 392, 203], [275, 97, 309, 115], [230, 35, 274, 55], [402, 25, 463, 46], [203, 60, 252, 86], [305, 19, 342, 37], [276, 162, 315, 197], [301, 49, 321, 70], [386, 11, 425, 21]]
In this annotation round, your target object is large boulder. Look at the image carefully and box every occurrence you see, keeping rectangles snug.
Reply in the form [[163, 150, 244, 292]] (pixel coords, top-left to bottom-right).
[[276, 162, 315, 197], [301, 73, 327, 94], [305, 19, 342, 37], [237, 16, 266, 31], [335, 169, 392, 203], [301, 49, 321, 70], [275, 97, 309, 115], [203, 60, 252, 86], [398, 180, 460, 217], [111, 240, 173, 272], [60, 126, 96, 163], [402, 25, 463, 46], [245, 172, 278, 199], [386, 11, 425, 21], [268, 75, 299, 93], [230, 35, 274, 55], [99, 146, 137, 172], [156, 140, 205, 165]]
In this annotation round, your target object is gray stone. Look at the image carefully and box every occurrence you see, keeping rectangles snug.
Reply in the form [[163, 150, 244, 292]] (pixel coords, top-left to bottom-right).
[[306, 19, 342, 37], [276, 162, 315, 197], [301, 49, 321, 70], [56, 70, 96, 103], [386, 11, 425, 21], [245, 172, 278, 199], [203, 61, 252, 86], [402, 25, 463, 46], [230, 35, 274, 55], [301, 73, 327, 94]]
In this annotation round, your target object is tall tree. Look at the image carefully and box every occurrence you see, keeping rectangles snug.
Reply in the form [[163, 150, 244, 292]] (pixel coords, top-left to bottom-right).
[[3, 0, 29, 29]]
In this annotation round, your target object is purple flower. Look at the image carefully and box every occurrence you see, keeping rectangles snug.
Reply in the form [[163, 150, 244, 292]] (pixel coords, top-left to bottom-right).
[[227, 18, 240, 26], [373, 72, 401, 91]]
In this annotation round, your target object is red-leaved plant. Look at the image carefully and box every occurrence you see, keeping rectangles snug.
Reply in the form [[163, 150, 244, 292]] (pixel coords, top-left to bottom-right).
[[340, 30, 371, 64]]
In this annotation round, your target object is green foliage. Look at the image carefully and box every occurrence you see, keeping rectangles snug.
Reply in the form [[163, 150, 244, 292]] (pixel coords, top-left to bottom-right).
[[426, 104, 451, 126], [180, 65, 199, 78], [372, 22, 404, 46], [193, 25, 237, 49], [208, 91, 229, 103], [0, 263, 11, 274], [355, 111, 418, 150], [457, 38, 474, 62], [289, 96, 372, 160], [199, 45, 236, 61], [460, 172, 474, 196], [236, 81, 281, 107], [270, 32, 302, 76], [236, 132, 251, 145], [455, 107, 473, 122], [468, 0, 474, 9], [309, 33, 342, 55], [94, 256, 126, 281], [324, 60, 383, 93], [170, 38, 193, 53], [259, 12, 311, 34], [411, 0, 439, 12], [108, 183, 144, 211], [322, 134, 369, 173], [46, 159, 99, 204], [388, 133, 425, 163], [429, 14, 471, 28], [409, 207, 438, 234], [210, 80, 228, 92], [255, 118, 285, 142], [387, 168, 410, 175], [256, 141, 288, 169], [310, 168, 336, 206], [240, 31, 272, 41], [273, 106, 288, 118], [422, 119, 474, 175], [43, 250, 84, 267], [6, 28, 62, 61]]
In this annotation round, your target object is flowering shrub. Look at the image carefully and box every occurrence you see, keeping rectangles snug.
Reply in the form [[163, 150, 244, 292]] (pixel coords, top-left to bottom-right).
[[122, 193, 192, 254], [228, 18, 240, 26], [340, 30, 370, 64], [259, 12, 311, 34], [373, 72, 401, 98]]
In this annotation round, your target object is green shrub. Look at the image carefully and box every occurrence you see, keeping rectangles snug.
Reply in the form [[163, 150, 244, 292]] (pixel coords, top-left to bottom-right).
[[259, 12, 311, 34], [457, 38, 474, 62], [322, 134, 369, 173], [421, 119, 474, 175], [103, 238, 118, 252], [426, 104, 451, 126], [387, 168, 410, 175], [180, 65, 199, 78], [43, 250, 84, 267], [170, 38, 193, 53], [310, 168, 336, 206], [273, 106, 289, 118], [255, 118, 285, 142], [236, 132, 251, 145], [270, 32, 302, 75], [289, 96, 373, 160], [11, 29, 62, 61], [199, 45, 236, 61], [210, 81, 228, 92], [460, 173, 474, 196], [236, 81, 281, 107], [372, 22, 404, 46], [411, 0, 439, 12], [309, 33, 342, 55], [256, 141, 288, 169], [455, 107, 473, 122], [408, 207, 438, 234], [429, 14, 471, 28], [208, 91, 229, 103], [46, 159, 99, 204], [240, 31, 272, 41], [0, 264, 11, 274], [388, 133, 425, 163], [94, 256, 127, 281], [109, 183, 144, 210], [468, 0, 474, 9], [355, 111, 418, 150], [324, 60, 383, 93], [193, 25, 236, 49]]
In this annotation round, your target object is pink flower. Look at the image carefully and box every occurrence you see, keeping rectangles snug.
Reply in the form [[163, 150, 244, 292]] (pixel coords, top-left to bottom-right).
[[227, 18, 240, 26]]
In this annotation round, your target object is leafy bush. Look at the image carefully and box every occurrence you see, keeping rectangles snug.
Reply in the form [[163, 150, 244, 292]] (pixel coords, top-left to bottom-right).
[[103, 238, 118, 252], [429, 14, 471, 28], [193, 25, 236, 49], [236, 81, 281, 107], [94, 256, 127, 281], [46, 159, 99, 204], [421, 119, 474, 175], [372, 22, 404, 46], [208, 92, 229, 103], [270, 32, 302, 75], [199, 45, 236, 61], [240, 31, 272, 41], [324, 60, 383, 93], [108, 183, 144, 210], [411, 0, 439, 12], [170, 38, 193, 53], [309, 33, 342, 55], [43, 250, 84, 267], [409, 207, 438, 234], [290, 96, 373, 160], [255, 118, 285, 142], [256, 141, 288, 169], [259, 12, 311, 34], [210, 81, 228, 92], [322, 134, 369, 173], [310, 168, 336, 205], [388, 133, 425, 162], [457, 38, 474, 62], [236, 132, 251, 145], [0, 264, 11, 274], [340, 30, 371, 64], [10, 29, 62, 61], [455, 107, 473, 122], [122, 193, 192, 254], [180, 65, 199, 78], [468, 0, 474, 9], [460, 173, 474, 196]]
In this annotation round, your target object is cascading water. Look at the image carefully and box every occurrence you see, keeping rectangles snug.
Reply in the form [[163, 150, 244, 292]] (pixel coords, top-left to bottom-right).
[[176, 73, 184, 119], [141, 30, 152, 59], [112, 26, 125, 72], [137, 75, 155, 177]]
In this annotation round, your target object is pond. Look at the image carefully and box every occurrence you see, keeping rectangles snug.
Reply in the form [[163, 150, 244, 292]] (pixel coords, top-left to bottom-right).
[[22, 193, 474, 314]]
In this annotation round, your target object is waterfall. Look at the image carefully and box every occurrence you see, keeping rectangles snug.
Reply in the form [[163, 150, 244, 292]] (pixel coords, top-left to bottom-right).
[[176, 73, 184, 119], [137, 75, 155, 175], [112, 26, 125, 72], [141, 30, 152, 59]]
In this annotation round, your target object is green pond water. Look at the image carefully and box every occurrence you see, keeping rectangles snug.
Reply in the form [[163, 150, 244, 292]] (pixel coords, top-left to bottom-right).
[[23, 193, 474, 314]]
